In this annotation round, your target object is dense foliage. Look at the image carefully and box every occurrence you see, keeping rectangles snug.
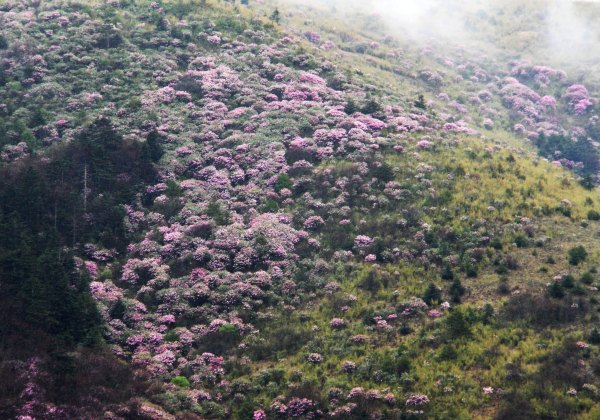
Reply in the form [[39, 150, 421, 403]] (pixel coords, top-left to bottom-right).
[[0, 0, 599, 418]]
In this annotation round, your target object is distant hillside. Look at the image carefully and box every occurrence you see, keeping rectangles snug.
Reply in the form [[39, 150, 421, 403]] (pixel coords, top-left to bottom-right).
[[1, 1, 600, 419]]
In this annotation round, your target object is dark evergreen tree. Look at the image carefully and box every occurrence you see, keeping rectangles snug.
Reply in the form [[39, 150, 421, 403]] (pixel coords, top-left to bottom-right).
[[344, 99, 358, 115], [548, 281, 565, 299], [358, 269, 381, 294], [371, 162, 395, 183], [589, 328, 600, 345], [481, 303, 494, 325], [414, 94, 427, 110], [445, 308, 472, 339], [561, 275, 575, 289], [146, 130, 165, 162], [568, 245, 588, 265], [423, 282, 441, 305], [449, 278, 465, 303], [270, 8, 281, 23], [362, 98, 382, 115], [441, 264, 455, 281]]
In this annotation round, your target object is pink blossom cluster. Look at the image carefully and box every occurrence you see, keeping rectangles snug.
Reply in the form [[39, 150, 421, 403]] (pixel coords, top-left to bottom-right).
[[342, 360, 357, 373], [564, 84, 594, 115], [510, 61, 567, 87], [405, 393, 430, 406], [330, 318, 346, 329], [305, 31, 321, 44], [307, 352, 323, 363], [354, 235, 374, 248]]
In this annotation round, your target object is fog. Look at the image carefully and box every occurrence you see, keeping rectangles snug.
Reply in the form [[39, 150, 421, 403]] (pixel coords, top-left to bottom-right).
[[275, 0, 600, 69], [545, 1, 600, 63]]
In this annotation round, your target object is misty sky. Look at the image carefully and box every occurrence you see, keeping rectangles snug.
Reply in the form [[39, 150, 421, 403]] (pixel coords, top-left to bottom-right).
[[276, 0, 600, 71]]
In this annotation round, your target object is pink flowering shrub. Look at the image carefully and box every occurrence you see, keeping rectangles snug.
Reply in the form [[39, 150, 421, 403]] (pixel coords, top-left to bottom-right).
[[253, 409, 267, 420], [286, 398, 314, 417], [303, 215, 325, 230], [406, 393, 430, 406], [305, 31, 321, 43], [564, 84, 592, 113], [207, 35, 221, 44], [355, 235, 374, 248], [540, 95, 557, 108], [330, 318, 346, 329], [307, 353, 323, 363], [348, 387, 365, 400], [416, 140, 434, 149], [342, 360, 357, 373]]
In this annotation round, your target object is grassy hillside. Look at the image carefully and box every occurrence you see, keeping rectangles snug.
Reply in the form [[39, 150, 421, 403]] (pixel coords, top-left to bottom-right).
[[0, 0, 599, 418]]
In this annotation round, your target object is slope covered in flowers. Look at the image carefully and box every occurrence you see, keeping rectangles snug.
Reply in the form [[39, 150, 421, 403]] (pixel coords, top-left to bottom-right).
[[1, 0, 600, 419]]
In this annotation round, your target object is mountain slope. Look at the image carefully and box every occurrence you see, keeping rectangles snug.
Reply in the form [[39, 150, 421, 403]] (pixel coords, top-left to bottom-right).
[[1, 0, 600, 419]]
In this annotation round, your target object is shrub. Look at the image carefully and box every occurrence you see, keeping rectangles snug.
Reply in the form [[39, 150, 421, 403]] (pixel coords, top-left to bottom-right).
[[249, 325, 312, 360], [495, 262, 508, 275], [465, 264, 478, 278], [164, 330, 178, 342], [146, 130, 164, 162], [580, 174, 596, 189], [502, 294, 588, 327], [568, 245, 588, 265], [399, 324, 413, 336], [422, 283, 441, 305], [439, 345, 458, 361], [481, 304, 494, 325], [514, 235, 529, 248], [206, 201, 230, 225], [497, 278, 511, 295], [270, 8, 281, 23], [588, 210, 600, 221], [414, 94, 426, 110], [490, 237, 503, 250], [165, 180, 183, 198], [589, 328, 600, 344], [361, 99, 382, 115], [561, 275, 575, 289], [371, 163, 395, 183], [580, 272, 594, 285], [109, 299, 126, 320], [262, 198, 279, 213], [274, 173, 293, 192], [358, 269, 381, 294], [445, 308, 471, 339], [496, 392, 538, 420], [449, 278, 465, 303], [537, 134, 599, 177], [344, 99, 358, 114], [171, 376, 190, 388], [571, 284, 586, 296], [441, 264, 454, 281], [218, 323, 238, 335], [548, 281, 565, 298]]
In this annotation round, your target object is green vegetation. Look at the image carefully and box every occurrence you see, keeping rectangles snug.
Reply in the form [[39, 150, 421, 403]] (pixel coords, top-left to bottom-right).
[[1, 0, 600, 418]]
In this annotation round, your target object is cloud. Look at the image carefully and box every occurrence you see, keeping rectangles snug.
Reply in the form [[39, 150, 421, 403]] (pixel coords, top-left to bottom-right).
[[278, 0, 600, 69]]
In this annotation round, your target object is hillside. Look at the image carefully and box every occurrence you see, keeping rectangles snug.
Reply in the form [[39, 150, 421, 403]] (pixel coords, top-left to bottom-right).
[[1, 0, 600, 419]]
